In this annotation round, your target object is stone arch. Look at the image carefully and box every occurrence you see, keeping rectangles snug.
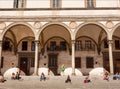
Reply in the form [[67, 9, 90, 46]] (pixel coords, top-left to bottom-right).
[[76, 36, 97, 46], [17, 36, 35, 47], [37, 22, 72, 40], [112, 23, 120, 36], [44, 36, 69, 48], [75, 22, 107, 55], [75, 22, 107, 35], [1, 22, 36, 40]]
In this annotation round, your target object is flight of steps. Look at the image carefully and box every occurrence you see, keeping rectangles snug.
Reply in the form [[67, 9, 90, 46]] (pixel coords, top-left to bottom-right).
[[1, 76, 120, 89]]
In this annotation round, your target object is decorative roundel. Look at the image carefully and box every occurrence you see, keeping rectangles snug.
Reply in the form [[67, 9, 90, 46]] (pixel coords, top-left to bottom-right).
[[0, 22, 6, 29], [34, 22, 41, 29], [106, 21, 114, 29], [69, 21, 77, 29]]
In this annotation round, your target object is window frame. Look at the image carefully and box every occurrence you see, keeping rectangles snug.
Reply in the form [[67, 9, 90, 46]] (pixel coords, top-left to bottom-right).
[[85, 0, 95, 8], [22, 41, 28, 51], [14, 0, 26, 8], [50, 41, 56, 51], [31, 41, 35, 51], [86, 56, 94, 68], [60, 41, 67, 51], [75, 40, 82, 50], [50, 0, 62, 8], [75, 57, 81, 68], [85, 40, 92, 50], [115, 40, 120, 49]]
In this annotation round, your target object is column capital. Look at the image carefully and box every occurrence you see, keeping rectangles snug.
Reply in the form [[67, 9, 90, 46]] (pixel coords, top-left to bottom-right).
[[108, 40, 113, 44], [0, 41, 3, 44], [34, 40, 40, 44], [0, 41, 3, 46], [71, 40, 75, 44]]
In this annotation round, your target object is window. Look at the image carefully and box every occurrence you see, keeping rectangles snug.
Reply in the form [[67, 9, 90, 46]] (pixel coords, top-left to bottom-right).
[[86, 0, 94, 8], [86, 57, 94, 68], [22, 41, 28, 51], [104, 40, 108, 48], [75, 57, 81, 68], [60, 41, 67, 50], [2, 41, 10, 51], [50, 41, 56, 51], [14, 0, 18, 8], [31, 41, 35, 51], [52, 0, 60, 8], [85, 40, 92, 50], [14, 0, 25, 8], [115, 40, 120, 49], [75, 41, 82, 50]]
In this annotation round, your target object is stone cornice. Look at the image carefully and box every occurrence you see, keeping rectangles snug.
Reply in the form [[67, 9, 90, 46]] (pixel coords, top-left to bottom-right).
[[0, 8, 120, 11], [0, 16, 120, 22]]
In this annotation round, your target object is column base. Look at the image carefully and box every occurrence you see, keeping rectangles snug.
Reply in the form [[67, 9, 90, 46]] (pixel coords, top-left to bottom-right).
[[32, 73, 38, 76], [110, 73, 114, 75], [71, 73, 76, 76]]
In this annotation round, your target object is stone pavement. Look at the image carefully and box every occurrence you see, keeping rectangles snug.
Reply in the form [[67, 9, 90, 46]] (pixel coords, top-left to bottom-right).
[[0, 76, 120, 89]]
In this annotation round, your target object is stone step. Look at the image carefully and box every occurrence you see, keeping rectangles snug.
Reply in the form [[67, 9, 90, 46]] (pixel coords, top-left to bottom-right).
[[1, 76, 120, 89]]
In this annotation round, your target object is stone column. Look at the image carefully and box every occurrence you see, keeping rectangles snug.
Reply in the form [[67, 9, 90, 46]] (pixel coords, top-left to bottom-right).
[[108, 40, 114, 74], [34, 40, 39, 75], [71, 40, 75, 75], [0, 41, 2, 73], [117, 0, 120, 7]]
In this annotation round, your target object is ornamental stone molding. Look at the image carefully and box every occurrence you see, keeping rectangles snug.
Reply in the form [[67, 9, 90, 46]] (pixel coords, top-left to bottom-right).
[[108, 40, 113, 44], [106, 21, 114, 29], [69, 21, 77, 29], [33, 22, 42, 29], [0, 22, 6, 30]]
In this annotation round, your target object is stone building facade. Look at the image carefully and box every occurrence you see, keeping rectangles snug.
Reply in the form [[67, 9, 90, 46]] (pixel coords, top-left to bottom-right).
[[0, 0, 120, 75]]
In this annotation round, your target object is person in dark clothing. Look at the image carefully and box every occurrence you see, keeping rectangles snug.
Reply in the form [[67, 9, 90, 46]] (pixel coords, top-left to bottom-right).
[[40, 73, 46, 81], [65, 75, 71, 83], [15, 72, 21, 80], [84, 76, 91, 83]]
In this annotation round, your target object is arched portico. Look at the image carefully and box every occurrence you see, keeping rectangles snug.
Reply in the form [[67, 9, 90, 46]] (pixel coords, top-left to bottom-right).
[[36, 23, 75, 75], [1, 22, 36, 40], [0, 22, 37, 75], [74, 22, 114, 75], [75, 22, 108, 36], [111, 23, 120, 73], [36, 22, 72, 40]]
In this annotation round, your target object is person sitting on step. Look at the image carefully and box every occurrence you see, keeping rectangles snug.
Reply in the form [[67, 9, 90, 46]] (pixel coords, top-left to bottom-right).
[[40, 72, 46, 81], [65, 75, 71, 83]]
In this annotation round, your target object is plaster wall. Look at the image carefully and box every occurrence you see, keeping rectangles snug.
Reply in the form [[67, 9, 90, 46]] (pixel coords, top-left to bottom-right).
[[0, 0, 14, 8], [0, 0, 119, 8], [96, 0, 118, 8], [1, 52, 17, 73], [62, 0, 84, 8], [26, 0, 50, 8]]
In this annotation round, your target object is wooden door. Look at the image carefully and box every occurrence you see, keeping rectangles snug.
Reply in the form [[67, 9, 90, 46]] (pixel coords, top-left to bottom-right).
[[48, 53, 58, 75], [20, 57, 28, 75]]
